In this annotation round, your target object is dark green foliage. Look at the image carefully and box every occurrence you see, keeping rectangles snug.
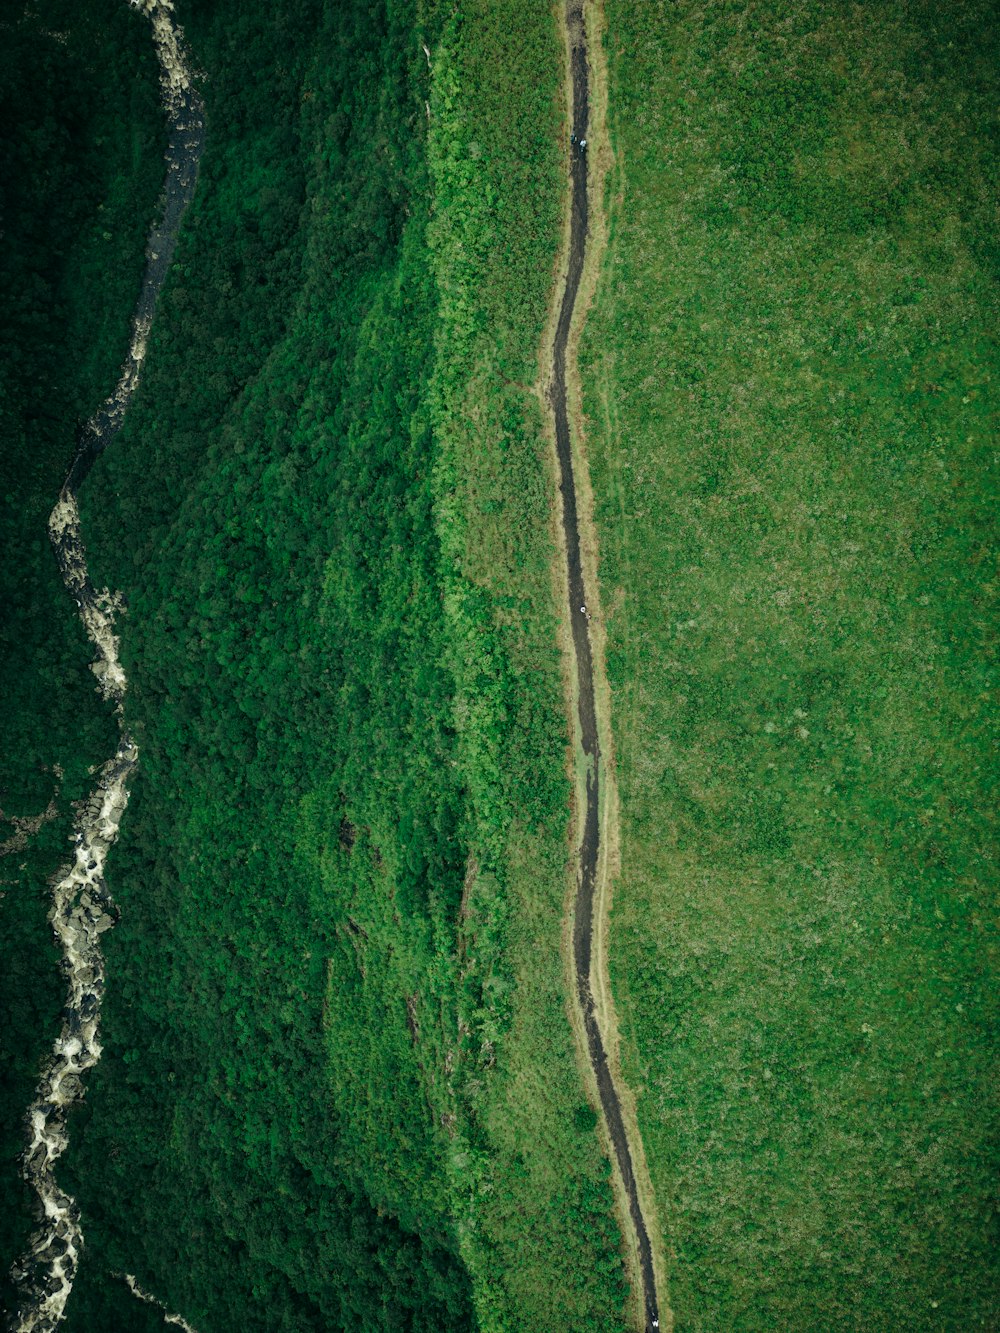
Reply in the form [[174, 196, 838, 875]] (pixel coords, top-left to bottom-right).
[[574, 1104, 600, 1134], [59, 0, 478, 1326], [0, 0, 163, 809]]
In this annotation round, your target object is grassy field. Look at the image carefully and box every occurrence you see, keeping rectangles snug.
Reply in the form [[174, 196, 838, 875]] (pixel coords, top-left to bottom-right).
[[582, 0, 999, 1327]]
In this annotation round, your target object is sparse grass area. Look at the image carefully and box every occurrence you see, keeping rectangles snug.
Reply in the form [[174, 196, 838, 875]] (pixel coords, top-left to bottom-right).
[[583, 0, 999, 1326]]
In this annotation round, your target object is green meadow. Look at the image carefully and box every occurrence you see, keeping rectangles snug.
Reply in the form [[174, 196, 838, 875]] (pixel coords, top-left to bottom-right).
[[583, 0, 998, 1326]]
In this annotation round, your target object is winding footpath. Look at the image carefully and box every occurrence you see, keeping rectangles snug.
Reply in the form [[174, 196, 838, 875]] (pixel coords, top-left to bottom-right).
[[7, 4, 203, 1329], [550, 5, 662, 1331]]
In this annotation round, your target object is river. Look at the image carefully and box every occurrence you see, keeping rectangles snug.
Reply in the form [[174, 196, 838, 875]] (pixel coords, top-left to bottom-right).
[[7, 4, 203, 1329]]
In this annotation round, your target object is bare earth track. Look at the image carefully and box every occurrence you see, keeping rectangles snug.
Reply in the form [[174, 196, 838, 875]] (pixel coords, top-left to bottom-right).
[[548, 4, 662, 1330]]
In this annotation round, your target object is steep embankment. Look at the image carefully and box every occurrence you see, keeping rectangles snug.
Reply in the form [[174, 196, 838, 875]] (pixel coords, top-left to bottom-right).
[[59, 0, 638, 1327], [61, 3, 480, 1327], [545, 3, 664, 1330]]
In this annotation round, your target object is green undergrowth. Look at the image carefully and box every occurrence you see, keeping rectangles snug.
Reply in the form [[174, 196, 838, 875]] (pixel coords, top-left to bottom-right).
[[584, 0, 999, 1327], [0, 1, 164, 1308]]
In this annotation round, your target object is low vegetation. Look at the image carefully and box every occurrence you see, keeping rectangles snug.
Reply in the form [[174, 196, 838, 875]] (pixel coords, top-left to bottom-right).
[[425, 5, 630, 1324], [583, 0, 998, 1326]]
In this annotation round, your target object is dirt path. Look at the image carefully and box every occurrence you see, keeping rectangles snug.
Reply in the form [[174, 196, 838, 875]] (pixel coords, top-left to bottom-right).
[[545, 4, 663, 1331]]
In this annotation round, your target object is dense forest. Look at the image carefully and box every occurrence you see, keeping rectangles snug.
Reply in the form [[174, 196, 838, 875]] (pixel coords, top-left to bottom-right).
[[0, 0, 165, 1308]]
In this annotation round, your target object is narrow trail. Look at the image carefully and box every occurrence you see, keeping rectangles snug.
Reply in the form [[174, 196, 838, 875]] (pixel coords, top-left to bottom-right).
[[6, 3, 203, 1329], [549, 4, 662, 1331]]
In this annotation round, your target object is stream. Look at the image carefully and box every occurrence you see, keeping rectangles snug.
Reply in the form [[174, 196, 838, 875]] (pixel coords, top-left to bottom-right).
[[7, 3, 203, 1329]]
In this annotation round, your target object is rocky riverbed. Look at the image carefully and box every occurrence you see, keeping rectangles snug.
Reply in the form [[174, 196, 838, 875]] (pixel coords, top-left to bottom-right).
[[7, 4, 204, 1329]]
